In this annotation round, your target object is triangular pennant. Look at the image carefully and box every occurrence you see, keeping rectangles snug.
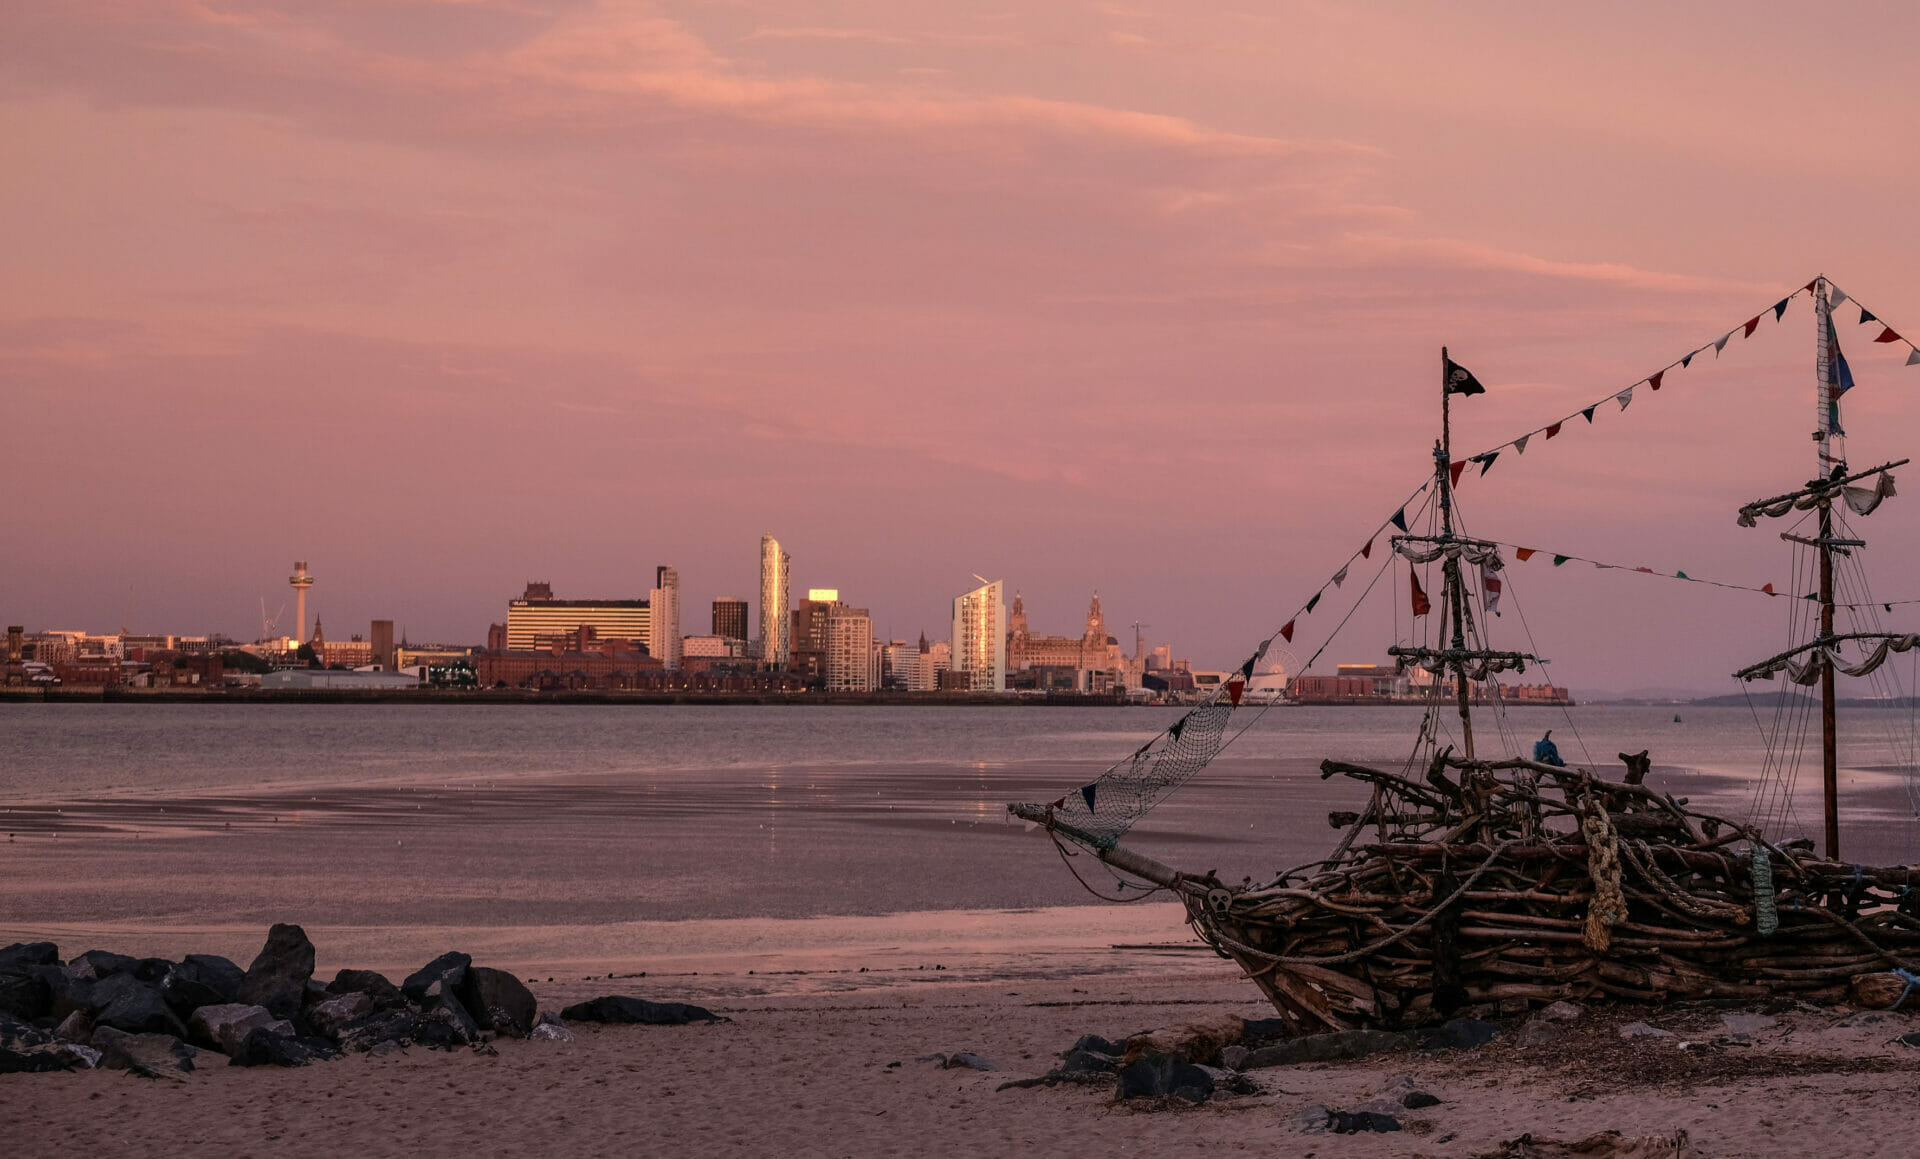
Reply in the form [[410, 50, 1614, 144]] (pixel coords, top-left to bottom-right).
[[1279, 619, 1295, 643], [1830, 286, 1847, 308], [1635, 566, 1655, 573], [1861, 307, 1878, 325], [1051, 797, 1067, 810], [1409, 567, 1431, 617], [1648, 370, 1664, 391], [1676, 571, 1690, 580], [1515, 548, 1536, 561], [1361, 539, 1374, 559], [1513, 434, 1530, 455], [1168, 716, 1187, 739], [1552, 554, 1570, 566], [1581, 406, 1596, 423], [1390, 508, 1408, 532], [1907, 348, 1920, 367], [1544, 422, 1563, 440], [1773, 297, 1791, 321], [1331, 565, 1349, 588], [1478, 452, 1499, 476], [1616, 388, 1634, 411], [1081, 783, 1098, 813], [1449, 460, 1466, 487], [1762, 583, 1775, 595], [1715, 332, 1731, 354], [1239, 652, 1259, 679], [1876, 327, 1903, 344], [1305, 591, 1321, 614], [1681, 351, 1694, 368], [1743, 315, 1761, 337], [1227, 678, 1245, 708]]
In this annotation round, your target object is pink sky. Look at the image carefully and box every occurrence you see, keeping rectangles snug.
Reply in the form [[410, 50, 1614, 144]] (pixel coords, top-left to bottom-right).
[[5, 1, 1920, 692]]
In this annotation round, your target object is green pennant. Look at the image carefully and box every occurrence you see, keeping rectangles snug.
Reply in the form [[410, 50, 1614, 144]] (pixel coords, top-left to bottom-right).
[[1553, 555, 1570, 566], [1676, 571, 1690, 580]]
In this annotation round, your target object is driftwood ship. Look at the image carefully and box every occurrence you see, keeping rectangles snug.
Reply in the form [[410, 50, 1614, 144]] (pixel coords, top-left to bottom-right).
[[1013, 278, 1920, 1034]]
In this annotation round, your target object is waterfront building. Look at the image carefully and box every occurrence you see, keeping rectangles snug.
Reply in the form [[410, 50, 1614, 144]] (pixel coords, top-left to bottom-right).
[[505, 582, 650, 652], [951, 577, 1008, 693], [824, 603, 875, 692], [371, 620, 395, 670], [649, 565, 682, 669], [1006, 591, 1133, 690], [907, 634, 951, 691], [760, 533, 790, 668], [711, 597, 749, 642], [261, 669, 420, 691], [879, 639, 913, 690]]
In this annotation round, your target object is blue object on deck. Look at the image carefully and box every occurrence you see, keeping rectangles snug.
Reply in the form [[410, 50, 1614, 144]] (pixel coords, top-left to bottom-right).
[[1532, 732, 1566, 767]]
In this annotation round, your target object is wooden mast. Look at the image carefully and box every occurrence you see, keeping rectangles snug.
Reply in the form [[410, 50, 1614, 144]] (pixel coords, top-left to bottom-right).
[[1814, 281, 1842, 860], [1440, 346, 1475, 760]]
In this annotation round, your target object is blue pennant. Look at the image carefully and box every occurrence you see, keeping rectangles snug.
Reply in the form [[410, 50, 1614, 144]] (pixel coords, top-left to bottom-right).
[[1081, 783, 1098, 813]]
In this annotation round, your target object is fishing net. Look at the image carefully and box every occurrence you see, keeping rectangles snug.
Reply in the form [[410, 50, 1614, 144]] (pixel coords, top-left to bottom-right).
[[1035, 693, 1239, 848]]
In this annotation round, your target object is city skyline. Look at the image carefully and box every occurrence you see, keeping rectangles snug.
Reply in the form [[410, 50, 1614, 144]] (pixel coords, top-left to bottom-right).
[[6, 5, 1920, 692]]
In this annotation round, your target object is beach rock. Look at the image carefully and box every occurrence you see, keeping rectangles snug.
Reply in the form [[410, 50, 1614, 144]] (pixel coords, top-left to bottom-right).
[[89, 974, 188, 1038], [1720, 1012, 1777, 1044], [458, 967, 537, 1038], [1849, 972, 1912, 1010], [1060, 1048, 1120, 1075], [560, 996, 725, 1025], [91, 1026, 206, 1078], [308, 992, 373, 1038], [335, 1008, 422, 1053], [1362, 1075, 1441, 1112], [0, 942, 61, 1021], [1242, 1028, 1414, 1069], [0, 1011, 53, 1050], [1296, 1104, 1333, 1134], [54, 1010, 92, 1044], [229, 1027, 338, 1068], [530, 1011, 575, 1043], [1123, 1010, 1244, 1065], [1219, 1044, 1250, 1070], [238, 924, 315, 1021], [1423, 1017, 1501, 1051], [416, 991, 479, 1049], [34, 965, 98, 1020], [70, 949, 138, 980], [54, 1043, 102, 1069], [162, 954, 245, 1016], [327, 968, 406, 1012], [1618, 1021, 1673, 1039], [1331, 1110, 1402, 1134], [941, 1051, 1000, 1071], [189, 1003, 291, 1055], [1517, 1018, 1566, 1046], [1066, 1033, 1123, 1057], [1537, 1000, 1585, 1022], [0, 1045, 73, 1074], [1896, 1031, 1920, 1048], [401, 952, 471, 1005], [1116, 1051, 1214, 1104], [1241, 1017, 1291, 1046]]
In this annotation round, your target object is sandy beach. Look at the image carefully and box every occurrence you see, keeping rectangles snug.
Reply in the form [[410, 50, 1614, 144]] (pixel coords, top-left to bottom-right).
[[8, 957, 1920, 1158]]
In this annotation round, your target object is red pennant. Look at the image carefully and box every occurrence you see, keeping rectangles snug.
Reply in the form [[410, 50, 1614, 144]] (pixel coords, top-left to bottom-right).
[[1051, 798, 1067, 810], [1635, 567, 1654, 573], [1449, 460, 1466, 487], [1762, 583, 1775, 595], [1876, 327, 1903, 343], [1544, 422, 1562, 440], [1361, 539, 1373, 560], [1279, 620, 1295, 643], [1515, 548, 1535, 561], [1648, 370, 1664, 391], [1227, 678, 1245, 708], [1805, 279, 1819, 293], [1743, 316, 1761, 337], [1410, 568, 1431, 617]]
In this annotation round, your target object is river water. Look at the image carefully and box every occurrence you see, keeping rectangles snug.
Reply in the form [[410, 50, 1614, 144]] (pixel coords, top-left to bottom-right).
[[2, 703, 1916, 987]]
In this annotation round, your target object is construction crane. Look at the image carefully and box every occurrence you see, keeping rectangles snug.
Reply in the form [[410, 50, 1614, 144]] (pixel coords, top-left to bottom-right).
[[260, 598, 286, 643]]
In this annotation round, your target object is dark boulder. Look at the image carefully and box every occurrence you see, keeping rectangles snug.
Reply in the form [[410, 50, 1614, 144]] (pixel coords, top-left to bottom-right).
[[1242, 1028, 1414, 1069], [238, 924, 315, 1021], [560, 996, 725, 1025], [1116, 1051, 1215, 1104], [163, 954, 245, 1016], [0, 1045, 72, 1074], [458, 967, 537, 1038], [1421, 1018, 1501, 1051], [70, 949, 139, 979], [30, 965, 96, 1021], [401, 952, 471, 1005], [89, 974, 189, 1039], [308, 991, 373, 1038], [92, 1026, 206, 1078], [1332, 1110, 1402, 1134], [0, 942, 60, 972], [335, 1008, 421, 1054], [228, 1027, 339, 1068], [0, 1010, 52, 1049], [0, 969, 52, 1022], [1065, 1033, 1122, 1057], [188, 1003, 291, 1054], [416, 990, 479, 1049], [1060, 1048, 1119, 1075], [326, 968, 406, 1012]]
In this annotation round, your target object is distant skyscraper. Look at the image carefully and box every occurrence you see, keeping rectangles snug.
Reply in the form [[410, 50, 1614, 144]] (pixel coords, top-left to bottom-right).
[[650, 565, 682, 669], [759, 533, 790, 668], [711, 597, 749, 642], [951, 576, 1008, 692], [505, 582, 649, 650], [824, 602, 875, 692], [371, 620, 395, 670]]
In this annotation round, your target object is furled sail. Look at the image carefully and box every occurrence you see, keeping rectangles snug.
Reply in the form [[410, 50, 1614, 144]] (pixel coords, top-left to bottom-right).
[[1392, 535, 1505, 569], [1736, 469, 1896, 527], [1737, 633, 1920, 686]]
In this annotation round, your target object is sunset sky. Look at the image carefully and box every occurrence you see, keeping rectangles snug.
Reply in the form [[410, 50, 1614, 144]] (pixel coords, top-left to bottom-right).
[[6, 1, 1920, 693]]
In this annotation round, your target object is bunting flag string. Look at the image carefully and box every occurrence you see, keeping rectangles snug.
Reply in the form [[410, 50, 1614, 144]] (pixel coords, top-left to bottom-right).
[[1492, 539, 1776, 597], [1452, 277, 1920, 486]]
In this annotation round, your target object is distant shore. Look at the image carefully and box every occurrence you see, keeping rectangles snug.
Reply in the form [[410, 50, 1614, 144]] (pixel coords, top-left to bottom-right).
[[0, 686, 1140, 707]]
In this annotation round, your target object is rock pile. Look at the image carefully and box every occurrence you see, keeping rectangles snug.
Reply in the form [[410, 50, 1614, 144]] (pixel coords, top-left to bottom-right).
[[0, 927, 668, 1077]]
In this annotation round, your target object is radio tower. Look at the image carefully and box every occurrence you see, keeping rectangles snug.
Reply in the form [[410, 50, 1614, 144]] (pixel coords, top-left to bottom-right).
[[289, 561, 316, 644]]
